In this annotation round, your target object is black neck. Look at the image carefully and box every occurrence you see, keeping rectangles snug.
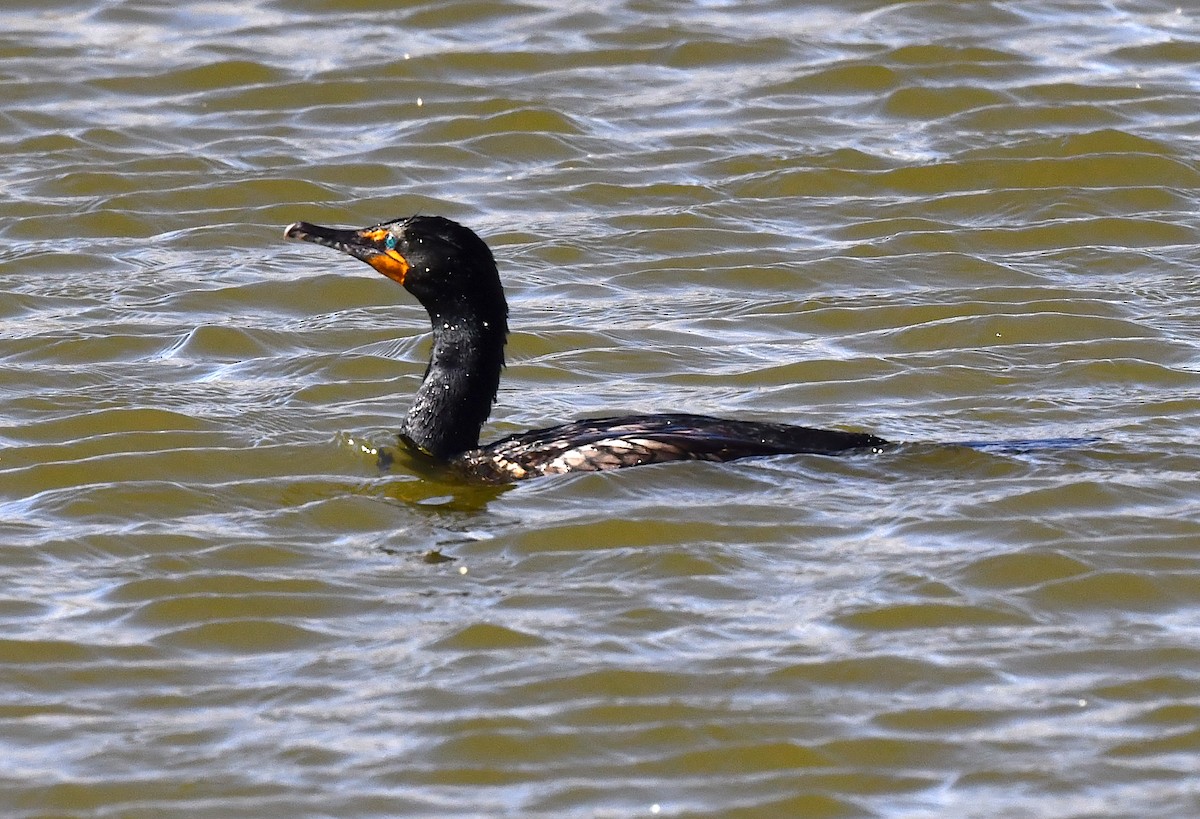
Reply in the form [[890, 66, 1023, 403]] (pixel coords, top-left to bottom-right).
[[402, 308, 507, 459]]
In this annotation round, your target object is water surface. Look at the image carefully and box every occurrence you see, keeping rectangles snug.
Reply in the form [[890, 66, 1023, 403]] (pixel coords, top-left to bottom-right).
[[2, 0, 1200, 816]]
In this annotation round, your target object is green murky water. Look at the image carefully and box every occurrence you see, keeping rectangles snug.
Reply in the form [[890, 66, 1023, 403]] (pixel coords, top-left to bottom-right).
[[2, 1, 1199, 815]]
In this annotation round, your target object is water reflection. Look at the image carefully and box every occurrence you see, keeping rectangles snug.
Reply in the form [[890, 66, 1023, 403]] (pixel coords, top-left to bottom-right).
[[2, 0, 1199, 815]]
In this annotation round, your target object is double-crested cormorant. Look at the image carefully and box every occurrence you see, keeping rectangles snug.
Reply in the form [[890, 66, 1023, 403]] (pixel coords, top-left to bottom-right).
[[285, 215, 889, 482]]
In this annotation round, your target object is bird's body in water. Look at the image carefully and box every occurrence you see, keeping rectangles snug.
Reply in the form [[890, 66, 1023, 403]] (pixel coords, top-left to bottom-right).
[[285, 215, 889, 482]]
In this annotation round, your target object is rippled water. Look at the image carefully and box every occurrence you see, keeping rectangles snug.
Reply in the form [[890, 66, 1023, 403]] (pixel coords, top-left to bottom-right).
[[3, 0, 1200, 815]]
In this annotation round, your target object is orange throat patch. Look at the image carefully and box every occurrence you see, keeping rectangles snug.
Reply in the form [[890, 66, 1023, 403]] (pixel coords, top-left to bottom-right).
[[368, 250, 410, 285]]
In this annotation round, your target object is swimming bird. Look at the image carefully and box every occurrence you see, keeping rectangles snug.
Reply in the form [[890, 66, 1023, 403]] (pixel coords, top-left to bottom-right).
[[285, 215, 889, 482]]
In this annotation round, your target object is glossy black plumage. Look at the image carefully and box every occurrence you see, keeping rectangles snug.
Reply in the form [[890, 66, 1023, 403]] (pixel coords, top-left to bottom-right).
[[285, 215, 888, 482], [456, 413, 887, 482]]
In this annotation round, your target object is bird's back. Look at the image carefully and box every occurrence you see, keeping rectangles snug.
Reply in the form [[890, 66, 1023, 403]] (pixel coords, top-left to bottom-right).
[[452, 413, 889, 482]]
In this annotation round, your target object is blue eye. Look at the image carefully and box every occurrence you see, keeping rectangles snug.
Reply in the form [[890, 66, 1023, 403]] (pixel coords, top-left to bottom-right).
[[385, 234, 397, 250]]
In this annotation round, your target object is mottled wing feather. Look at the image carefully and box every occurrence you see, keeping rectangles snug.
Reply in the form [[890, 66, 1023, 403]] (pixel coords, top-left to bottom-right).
[[453, 413, 887, 482]]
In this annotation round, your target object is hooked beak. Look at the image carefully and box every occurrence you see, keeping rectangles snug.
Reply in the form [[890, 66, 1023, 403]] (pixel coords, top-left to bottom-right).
[[285, 221, 410, 286]]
